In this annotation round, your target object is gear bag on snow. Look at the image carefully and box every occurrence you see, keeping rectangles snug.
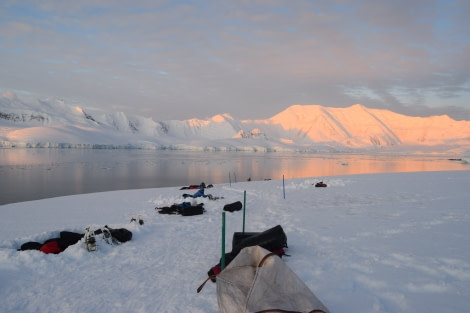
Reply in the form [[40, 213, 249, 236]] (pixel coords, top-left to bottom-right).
[[156, 203, 205, 216], [109, 227, 132, 242], [18, 231, 85, 253], [223, 201, 243, 212], [95, 226, 132, 243], [231, 225, 287, 253], [205, 225, 288, 281], [211, 246, 330, 313]]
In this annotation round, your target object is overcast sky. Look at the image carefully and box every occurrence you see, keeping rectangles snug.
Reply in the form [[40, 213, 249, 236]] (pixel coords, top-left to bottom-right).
[[1, 0, 469, 121]]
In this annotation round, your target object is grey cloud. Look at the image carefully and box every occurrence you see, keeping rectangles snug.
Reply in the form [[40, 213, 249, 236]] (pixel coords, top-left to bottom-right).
[[0, 0, 469, 121]]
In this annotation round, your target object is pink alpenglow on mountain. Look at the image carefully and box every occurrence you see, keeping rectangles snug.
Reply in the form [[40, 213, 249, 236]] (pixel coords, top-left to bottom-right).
[[1, 92, 469, 152]]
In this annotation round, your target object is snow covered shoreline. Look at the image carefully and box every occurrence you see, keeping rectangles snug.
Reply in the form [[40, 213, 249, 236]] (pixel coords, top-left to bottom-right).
[[1, 170, 470, 313], [2, 92, 470, 153]]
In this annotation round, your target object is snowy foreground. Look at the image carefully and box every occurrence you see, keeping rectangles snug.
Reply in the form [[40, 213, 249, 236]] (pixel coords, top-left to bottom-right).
[[1, 170, 469, 313]]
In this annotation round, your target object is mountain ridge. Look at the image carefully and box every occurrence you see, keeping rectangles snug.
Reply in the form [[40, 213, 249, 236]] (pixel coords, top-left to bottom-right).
[[1, 91, 469, 153]]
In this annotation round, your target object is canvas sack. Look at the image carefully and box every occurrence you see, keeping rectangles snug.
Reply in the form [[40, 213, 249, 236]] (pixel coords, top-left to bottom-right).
[[216, 246, 329, 313]]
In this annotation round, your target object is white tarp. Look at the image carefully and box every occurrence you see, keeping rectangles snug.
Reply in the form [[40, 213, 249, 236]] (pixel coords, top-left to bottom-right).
[[216, 246, 330, 313]]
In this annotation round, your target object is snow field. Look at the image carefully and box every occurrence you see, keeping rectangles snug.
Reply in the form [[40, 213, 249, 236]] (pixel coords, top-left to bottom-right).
[[0, 171, 469, 313]]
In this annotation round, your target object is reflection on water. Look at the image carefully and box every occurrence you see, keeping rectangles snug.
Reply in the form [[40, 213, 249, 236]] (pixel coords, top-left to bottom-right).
[[0, 149, 468, 205]]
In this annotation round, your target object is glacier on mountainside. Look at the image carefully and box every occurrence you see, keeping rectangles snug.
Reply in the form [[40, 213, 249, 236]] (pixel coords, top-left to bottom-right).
[[1, 91, 470, 154]]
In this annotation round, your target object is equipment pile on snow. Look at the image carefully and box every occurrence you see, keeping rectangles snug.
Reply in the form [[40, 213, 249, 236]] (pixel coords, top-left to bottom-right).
[[214, 246, 329, 313], [18, 226, 133, 254], [198, 225, 329, 313]]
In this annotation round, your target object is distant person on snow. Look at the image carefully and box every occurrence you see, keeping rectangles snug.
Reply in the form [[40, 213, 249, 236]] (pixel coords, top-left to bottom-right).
[[183, 182, 209, 198]]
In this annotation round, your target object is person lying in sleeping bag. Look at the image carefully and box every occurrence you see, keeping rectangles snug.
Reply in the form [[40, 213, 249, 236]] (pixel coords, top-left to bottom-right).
[[191, 186, 207, 198], [182, 183, 214, 199]]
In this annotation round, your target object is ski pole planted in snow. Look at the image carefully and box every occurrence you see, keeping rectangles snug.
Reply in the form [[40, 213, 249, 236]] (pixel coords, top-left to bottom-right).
[[283, 175, 286, 199], [221, 212, 226, 270], [243, 190, 246, 233]]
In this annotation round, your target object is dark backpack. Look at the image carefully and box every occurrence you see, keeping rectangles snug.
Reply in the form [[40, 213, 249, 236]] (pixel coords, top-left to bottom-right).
[[107, 227, 132, 243], [59, 231, 85, 250], [223, 201, 242, 212], [207, 225, 288, 281], [179, 203, 205, 216], [156, 205, 180, 214]]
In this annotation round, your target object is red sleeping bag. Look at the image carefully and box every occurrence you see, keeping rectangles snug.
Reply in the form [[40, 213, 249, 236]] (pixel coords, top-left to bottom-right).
[[39, 241, 63, 254]]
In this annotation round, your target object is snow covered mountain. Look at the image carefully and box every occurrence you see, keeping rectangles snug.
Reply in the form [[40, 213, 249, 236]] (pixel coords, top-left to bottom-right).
[[1, 90, 470, 153]]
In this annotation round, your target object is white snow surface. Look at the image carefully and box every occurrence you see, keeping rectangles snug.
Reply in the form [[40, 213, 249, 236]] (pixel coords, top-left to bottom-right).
[[1, 170, 469, 313]]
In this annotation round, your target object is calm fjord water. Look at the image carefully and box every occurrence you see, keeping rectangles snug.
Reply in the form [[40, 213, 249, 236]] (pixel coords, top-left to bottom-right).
[[1, 149, 468, 205]]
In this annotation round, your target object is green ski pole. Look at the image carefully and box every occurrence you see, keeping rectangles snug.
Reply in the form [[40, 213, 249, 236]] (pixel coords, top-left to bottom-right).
[[221, 212, 226, 270], [243, 190, 246, 233]]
